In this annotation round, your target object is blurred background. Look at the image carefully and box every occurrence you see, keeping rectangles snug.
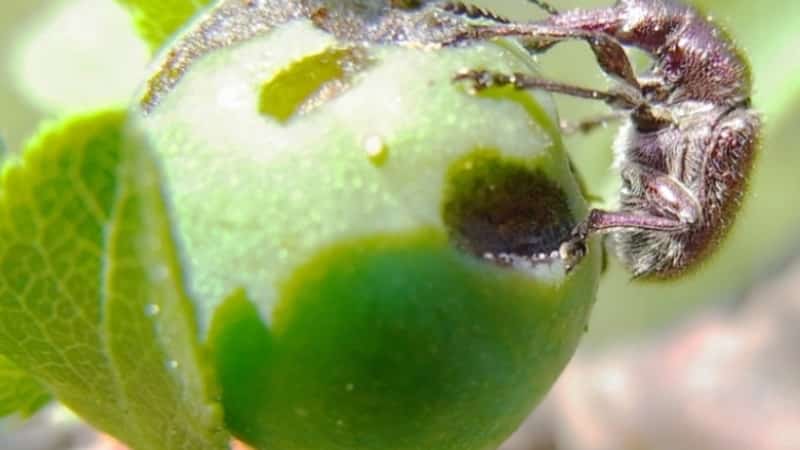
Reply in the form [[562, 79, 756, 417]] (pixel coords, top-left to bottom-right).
[[0, 0, 798, 449]]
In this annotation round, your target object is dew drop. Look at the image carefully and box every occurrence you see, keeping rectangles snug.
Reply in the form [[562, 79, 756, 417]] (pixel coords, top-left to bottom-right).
[[167, 360, 179, 370], [363, 135, 388, 166], [145, 304, 160, 317], [345, 383, 355, 392]]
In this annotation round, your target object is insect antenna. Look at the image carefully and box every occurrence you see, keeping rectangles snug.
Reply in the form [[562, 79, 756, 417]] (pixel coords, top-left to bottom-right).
[[525, 0, 560, 16], [442, 2, 511, 23]]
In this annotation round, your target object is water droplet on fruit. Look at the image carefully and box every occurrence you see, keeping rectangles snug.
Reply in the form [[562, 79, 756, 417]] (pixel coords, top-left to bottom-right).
[[145, 304, 160, 316], [364, 135, 388, 166]]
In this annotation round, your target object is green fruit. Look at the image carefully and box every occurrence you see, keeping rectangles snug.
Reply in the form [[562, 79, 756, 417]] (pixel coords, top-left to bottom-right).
[[132, 13, 601, 450]]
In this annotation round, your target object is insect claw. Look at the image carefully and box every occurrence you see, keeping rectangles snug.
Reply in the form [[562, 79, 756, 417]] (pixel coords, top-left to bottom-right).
[[559, 235, 588, 272], [453, 68, 473, 80], [453, 69, 489, 90], [454, 69, 519, 92]]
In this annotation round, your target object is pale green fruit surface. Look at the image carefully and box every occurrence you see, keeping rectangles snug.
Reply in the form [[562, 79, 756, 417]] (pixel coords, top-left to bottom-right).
[[133, 14, 601, 450]]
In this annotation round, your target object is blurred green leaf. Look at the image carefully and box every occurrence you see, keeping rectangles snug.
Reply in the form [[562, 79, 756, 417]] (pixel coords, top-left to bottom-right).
[[0, 134, 6, 166], [115, 0, 212, 51], [0, 110, 226, 450], [0, 355, 51, 418]]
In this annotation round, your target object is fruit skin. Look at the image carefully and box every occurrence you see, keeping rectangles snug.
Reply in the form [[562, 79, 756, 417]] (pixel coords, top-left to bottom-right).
[[134, 18, 601, 450], [208, 229, 599, 450]]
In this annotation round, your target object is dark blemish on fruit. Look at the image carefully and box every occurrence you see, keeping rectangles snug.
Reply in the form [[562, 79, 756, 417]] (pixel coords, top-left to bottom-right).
[[442, 149, 574, 268]]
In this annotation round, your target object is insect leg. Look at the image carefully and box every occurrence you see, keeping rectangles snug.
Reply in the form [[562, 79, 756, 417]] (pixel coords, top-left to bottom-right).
[[525, 0, 559, 16], [449, 18, 641, 90], [441, 0, 559, 24], [454, 69, 641, 108], [559, 209, 686, 270], [584, 33, 640, 88], [560, 112, 626, 136], [586, 209, 686, 233]]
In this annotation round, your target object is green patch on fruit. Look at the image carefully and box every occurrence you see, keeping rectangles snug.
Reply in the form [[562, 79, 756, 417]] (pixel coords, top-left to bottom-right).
[[258, 46, 370, 123], [206, 289, 273, 440], [442, 148, 574, 260], [209, 228, 598, 450]]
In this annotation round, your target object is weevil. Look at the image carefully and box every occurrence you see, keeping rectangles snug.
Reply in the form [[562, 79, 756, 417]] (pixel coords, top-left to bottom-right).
[[444, 0, 760, 278]]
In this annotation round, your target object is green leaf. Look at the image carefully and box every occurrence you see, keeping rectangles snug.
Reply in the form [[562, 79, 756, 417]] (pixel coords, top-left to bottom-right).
[[0, 110, 227, 450], [115, 0, 212, 51], [0, 355, 51, 418]]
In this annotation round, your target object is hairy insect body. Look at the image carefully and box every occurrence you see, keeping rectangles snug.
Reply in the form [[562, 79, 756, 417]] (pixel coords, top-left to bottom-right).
[[447, 0, 760, 277], [614, 104, 758, 276], [591, 1, 759, 276]]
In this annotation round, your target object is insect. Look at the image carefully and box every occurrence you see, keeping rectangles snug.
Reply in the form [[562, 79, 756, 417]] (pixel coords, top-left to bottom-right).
[[443, 0, 760, 278]]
